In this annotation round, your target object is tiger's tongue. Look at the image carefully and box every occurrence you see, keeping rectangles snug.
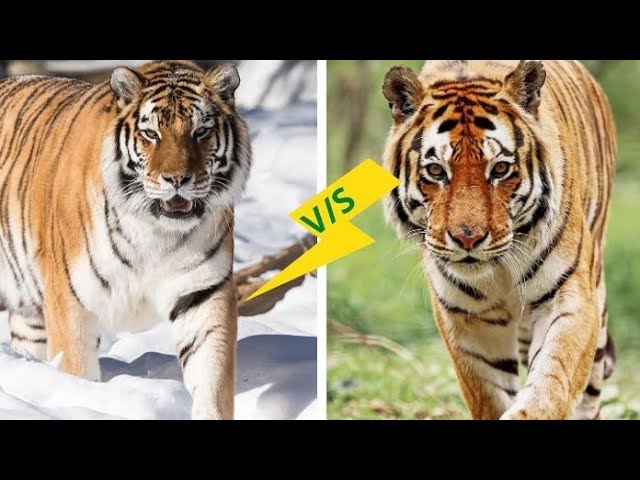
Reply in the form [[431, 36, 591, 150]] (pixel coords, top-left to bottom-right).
[[162, 196, 194, 213]]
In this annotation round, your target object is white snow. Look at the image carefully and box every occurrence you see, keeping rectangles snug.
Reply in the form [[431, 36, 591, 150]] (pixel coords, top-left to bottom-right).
[[41, 60, 317, 112], [0, 67, 318, 419]]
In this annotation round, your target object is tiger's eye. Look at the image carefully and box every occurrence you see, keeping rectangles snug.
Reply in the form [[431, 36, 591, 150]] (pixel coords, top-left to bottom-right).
[[491, 161, 510, 179], [193, 127, 211, 138], [427, 163, 445, 179], [141, 129, 159, 141]]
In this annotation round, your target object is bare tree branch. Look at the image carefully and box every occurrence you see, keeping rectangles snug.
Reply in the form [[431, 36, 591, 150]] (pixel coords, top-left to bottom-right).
[[235, 233, 316, 317]]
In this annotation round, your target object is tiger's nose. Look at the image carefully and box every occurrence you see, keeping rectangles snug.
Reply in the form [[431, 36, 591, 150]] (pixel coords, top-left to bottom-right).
[[162, 174, 192, 188], [448, 230, 488, 250]]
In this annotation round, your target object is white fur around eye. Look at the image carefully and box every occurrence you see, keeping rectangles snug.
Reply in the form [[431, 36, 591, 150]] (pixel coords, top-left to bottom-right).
[[484, 138, 501, 158]]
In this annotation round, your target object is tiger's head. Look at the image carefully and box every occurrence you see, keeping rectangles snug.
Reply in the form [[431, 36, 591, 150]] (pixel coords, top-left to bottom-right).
[[106, 60, 251, 232], [383, 60, 548, 276]]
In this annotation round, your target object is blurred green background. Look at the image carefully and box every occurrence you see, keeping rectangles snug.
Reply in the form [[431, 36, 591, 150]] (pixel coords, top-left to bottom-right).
[[327, 60, 640, 420]]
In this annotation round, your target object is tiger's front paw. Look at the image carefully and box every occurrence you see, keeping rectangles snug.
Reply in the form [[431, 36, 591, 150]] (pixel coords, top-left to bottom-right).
[[191, 397, 233, 420], [500, 408, 529, 420], [500, 390, 568, 420]]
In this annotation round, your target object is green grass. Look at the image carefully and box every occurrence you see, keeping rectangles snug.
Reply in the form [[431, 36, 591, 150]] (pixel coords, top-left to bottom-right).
[[328, 340, 468, 420], [328, 340, 640, 420], [327, 60, 640, 420]]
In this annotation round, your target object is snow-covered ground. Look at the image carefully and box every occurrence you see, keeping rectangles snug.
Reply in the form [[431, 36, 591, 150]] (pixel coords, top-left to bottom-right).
[[0, 89, 318, 419]]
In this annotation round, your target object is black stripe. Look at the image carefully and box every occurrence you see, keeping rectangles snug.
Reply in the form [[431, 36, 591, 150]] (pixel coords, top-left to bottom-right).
[[528, 312, 573, 371], [178, 337, 197, 368], [215, 119, 237, 187], [104, 199, 132, 269], [486, 379, 518, 397], [119, 169, 142, 198], [434, 259, 485, 300], [199, 230, 229, 265], [432, 91, 491, 100], [391, 187, 409, 224], [432, 104, 448, 120], [514, 148, 535, 215], [2, 80, 56, 161], [0, 233, 20, 286], [144, 63, 202, 76], [515, 161, 550, 236], [0, 84, 53, 288], [430, 78, 501, 89], [18, 84, 86, 304], [148, 77, 201, 88], [56, 224, 85, 308], [409, 129, 422, 152], [169, 271, 232, 322], [473, 117, 495, 130], [390, 130, 414, 228], [435, 294, 508, 326], [11, 332, 46, 344], [530, 232, 583, 309], [518, 189, 573, 285], [79, 210, 110, 290], [478, 100, 498, 115], [594, 347, 605, 362], [178, 325, 220, 369], [225, 118, 236, 163], [460, 348, 518, 375], [113, 119, 124, 160], [44, 86, 109, 251], [438, 119, 458, 133], [406, 198, 421, 211], [585, 384, 601, 397], [403, 130, 422, 202]]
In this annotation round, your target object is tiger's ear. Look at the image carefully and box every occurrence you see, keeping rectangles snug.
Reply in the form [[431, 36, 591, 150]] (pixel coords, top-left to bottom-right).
[[110, 67, 146, 107], [383, 66, 424, 123], [504, 60, 546, 114], [204, 64, 240, 104]]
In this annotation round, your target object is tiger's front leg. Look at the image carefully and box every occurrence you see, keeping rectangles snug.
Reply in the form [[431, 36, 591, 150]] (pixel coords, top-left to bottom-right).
[[432, 298, 520, 420], [501, 267, 599, 420], [169, 275, 237, 420]]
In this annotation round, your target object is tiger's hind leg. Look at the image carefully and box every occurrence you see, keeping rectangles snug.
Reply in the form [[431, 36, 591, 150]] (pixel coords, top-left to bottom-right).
[[8, 311, 48, 361]]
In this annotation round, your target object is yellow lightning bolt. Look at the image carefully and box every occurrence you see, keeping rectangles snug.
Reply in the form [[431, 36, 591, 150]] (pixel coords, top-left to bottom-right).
[[245, 159, 400, 301]]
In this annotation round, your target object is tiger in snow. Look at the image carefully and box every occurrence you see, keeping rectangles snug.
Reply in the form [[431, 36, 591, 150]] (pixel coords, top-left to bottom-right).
[[0, 60, 251, 420], [383, 60, 616, 419]]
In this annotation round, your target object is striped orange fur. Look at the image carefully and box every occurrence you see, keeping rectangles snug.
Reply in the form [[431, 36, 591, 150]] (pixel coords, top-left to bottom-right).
[[0, 61, 252, 419], [383, 60, 616, 419]]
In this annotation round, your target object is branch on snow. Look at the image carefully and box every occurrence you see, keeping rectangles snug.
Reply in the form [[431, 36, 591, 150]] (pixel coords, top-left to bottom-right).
[[235, 233, 316, 317]]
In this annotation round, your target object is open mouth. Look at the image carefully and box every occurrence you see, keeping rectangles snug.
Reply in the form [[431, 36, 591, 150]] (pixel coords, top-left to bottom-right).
[[163, 195, 194, 214], [153, 196, 204, 219], [458, 256, 480, 264]]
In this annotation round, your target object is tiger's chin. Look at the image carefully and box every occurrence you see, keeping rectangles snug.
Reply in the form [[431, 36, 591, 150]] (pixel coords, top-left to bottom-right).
[[434, 255, 497, 282]]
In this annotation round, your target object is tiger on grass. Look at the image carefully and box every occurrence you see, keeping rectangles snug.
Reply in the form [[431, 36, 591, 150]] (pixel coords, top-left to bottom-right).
[[0, 60, 251, 419], [383, 60, 616, 419]]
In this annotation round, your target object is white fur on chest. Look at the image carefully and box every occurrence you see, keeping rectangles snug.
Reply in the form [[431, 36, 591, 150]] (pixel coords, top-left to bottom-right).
[[71, 199, 230, 334]]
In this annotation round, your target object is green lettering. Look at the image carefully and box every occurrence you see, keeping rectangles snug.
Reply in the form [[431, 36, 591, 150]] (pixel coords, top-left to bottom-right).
[[299, 205, 325, 233], [332, 186, 355, 214], [325, 196, 336, 224]]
